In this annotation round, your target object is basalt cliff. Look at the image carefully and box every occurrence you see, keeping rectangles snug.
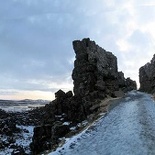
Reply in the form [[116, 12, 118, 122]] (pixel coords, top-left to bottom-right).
[[72, 38, 136, 98], [31, 38, 137, 154], [139, 54, 155, 93]]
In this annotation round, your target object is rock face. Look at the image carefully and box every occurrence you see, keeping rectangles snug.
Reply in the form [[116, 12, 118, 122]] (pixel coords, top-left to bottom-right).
[[31, 90, 86, 154], [72, 38, 137, 98], [31, 38, 137, 154], [139, 54, 155, 93]]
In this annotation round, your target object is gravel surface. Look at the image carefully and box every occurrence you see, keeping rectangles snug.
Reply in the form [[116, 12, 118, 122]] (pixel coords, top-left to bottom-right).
[[50, 91, 155, 155]]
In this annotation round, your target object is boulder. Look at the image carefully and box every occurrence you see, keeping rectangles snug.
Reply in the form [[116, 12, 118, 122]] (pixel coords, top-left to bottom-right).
[[55, 89, 66, 99], [31, 123, 70, 154]]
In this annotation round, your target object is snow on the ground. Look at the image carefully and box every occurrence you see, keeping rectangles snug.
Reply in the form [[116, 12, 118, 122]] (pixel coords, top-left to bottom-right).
[[0, 125, 34, 155], [49, 91, 155, 155], [0, 99, 49, 112], [63, 122, 70, 126], [15, 125, 34, 152], [0, 143, 14, 154], [0, 105, 45, 112], [49, 114, 105, 155]]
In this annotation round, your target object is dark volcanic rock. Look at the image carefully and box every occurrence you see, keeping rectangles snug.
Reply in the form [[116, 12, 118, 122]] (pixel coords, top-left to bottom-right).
[[55, 89, 66, 99], [139, 54, 155, 93], [72, 38, 137, 98], [0, 112, 20, 136], [11, 146, 26, 155], [0, 109, 9, 119], [31, 123, 70, 154], [125, 78, 137, 92], [31, 90, 86, 154], [31, 38, 137, 154], [0, 109, 28, 154]]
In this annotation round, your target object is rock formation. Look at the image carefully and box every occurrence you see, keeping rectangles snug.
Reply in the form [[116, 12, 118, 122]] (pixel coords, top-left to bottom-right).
[[72, 38, 137, 98], [31, 90, 86, 154], [139, 54, 155, 93], [31, 38, 137, 154]]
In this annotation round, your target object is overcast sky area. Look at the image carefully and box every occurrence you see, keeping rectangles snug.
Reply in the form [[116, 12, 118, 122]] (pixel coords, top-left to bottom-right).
[[0, 0, 155, 100]]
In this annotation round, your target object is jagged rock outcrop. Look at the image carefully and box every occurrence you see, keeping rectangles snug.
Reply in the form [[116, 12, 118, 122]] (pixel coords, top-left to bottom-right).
[[31, 90, 87, 154], [72, 38, 137, 98], [139, 54, 155, 93], [31, 123, 70, 154], [31, 38, 137, 154]]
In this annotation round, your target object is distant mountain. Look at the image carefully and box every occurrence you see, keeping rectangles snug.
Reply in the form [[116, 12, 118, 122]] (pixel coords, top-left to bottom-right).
[[0, 99, 50, 107], [18, 99, 50, 104], [0, 99, 51, 112]]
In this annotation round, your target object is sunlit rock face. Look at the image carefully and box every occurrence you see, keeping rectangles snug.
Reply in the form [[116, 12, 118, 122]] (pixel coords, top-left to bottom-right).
[[72, 38, 137, 99], [139, 54, 155, 93]]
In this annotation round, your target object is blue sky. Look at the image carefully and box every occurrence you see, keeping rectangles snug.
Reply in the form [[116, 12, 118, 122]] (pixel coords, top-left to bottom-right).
[[0, 0, 155, 100]]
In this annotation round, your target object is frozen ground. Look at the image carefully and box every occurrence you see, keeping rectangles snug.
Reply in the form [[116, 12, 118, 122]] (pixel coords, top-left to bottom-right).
[[0, 126, 34, 155], [0, 99, 49, 112], [50, 91, 155, 155]]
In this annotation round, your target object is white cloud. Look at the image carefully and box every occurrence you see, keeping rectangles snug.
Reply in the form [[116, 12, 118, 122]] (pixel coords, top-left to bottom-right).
[[116, 39, 131, 52], [0, 0, 155, 99]]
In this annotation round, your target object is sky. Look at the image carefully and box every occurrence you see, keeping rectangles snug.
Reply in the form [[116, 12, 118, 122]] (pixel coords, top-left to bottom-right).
[[0, 0, 155, 100]]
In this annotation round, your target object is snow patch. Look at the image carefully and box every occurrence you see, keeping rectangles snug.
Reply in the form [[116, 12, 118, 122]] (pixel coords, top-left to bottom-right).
[[63, 122, 70, 126], [15, 125, 34, 147], [0, 125, 34, 155]]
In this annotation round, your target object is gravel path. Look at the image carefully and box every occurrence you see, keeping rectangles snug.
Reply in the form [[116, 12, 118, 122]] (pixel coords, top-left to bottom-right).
[[50, 91, 155, 155]]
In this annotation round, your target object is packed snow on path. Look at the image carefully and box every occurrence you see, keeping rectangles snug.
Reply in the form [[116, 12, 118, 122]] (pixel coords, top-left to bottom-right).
[[49, 91, 155, 155]]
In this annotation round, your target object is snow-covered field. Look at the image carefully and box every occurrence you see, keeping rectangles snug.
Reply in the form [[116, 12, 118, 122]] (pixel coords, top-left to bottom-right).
[[0, 99, 49, 112], [49, 91, 155, 155]]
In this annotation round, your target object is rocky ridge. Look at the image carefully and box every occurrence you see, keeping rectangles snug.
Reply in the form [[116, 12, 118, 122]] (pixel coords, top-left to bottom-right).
[[72, 38, 136, 98], [31, 38, 137, 154], [0, 38, 137, 155], [139, 54, 155, 93]]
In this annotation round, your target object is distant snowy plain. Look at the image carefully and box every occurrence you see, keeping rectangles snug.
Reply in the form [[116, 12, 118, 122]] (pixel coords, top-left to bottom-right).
[[0, 99, 49, 112]]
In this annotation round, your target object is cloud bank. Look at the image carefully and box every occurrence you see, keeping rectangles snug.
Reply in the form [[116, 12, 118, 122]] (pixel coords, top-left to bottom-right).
[[0, 0, 155, 99]]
